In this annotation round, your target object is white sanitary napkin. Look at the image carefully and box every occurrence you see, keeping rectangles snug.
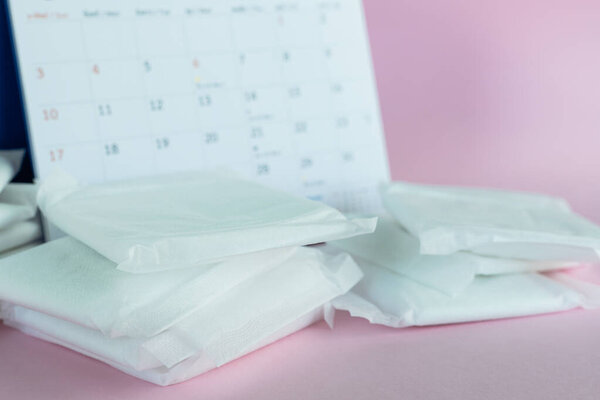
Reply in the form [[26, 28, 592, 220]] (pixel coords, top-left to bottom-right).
[[0, 219, 42, 254], [38, 170, 376, 273], [0, 150, 24, 191], [0, 237, 362, 385], [330, 181, 600, 328], [331, 216, 584, 296], [382, 182, 600, 262], [0, 150, 42, 255], [0, 184, 39, 230], [332, 255, 585, 328], [1, 303, 328, 386]]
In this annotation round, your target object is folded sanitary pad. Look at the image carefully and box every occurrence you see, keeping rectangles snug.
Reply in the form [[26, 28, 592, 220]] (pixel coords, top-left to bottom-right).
[[1, 303, 329, 386], [0, 237, 295, 338], [0, 219, 41, 254], [0, 184, 40, 255], [382, 182, 600, 262], [332, 255, 584, 328], [0, 239, 362, 385], [331, 216, 581, 296], [144, 248, 361, 368], [0, 153, 42, 256], [0, 184, 38, 230], [38, 170, 376, 273], [0, 150, 24, 191]]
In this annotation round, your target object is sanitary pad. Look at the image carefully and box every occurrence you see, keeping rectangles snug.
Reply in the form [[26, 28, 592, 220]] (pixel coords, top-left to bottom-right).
[[382, 182, 600, 262], [332, 255, 584, 328], [0, 239, 362, 385], [0, 158, 41, 255], [38, 170, 376, 273], [1, 303, 329, 386], [0, 237, 295, 338], [0, 219, 42, 254], [0, 150, 24, 191], [142, 248, 360, 368], [331, 216, 581, 296], [0, 184, 38, 230]]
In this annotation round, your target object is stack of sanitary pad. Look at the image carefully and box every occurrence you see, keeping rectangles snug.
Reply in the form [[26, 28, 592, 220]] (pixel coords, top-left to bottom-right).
[[0, 170, 372, 385], [0, 150, 41, 256], [3, 173, 599, 384], [331, 182, 600, 327]]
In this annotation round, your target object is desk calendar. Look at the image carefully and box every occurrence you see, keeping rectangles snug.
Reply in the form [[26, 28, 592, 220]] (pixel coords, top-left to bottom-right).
[[6, 0, 390, 213]]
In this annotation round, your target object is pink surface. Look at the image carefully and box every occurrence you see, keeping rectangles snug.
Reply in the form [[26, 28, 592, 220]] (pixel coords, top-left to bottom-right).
[[1, 311, 600, 399], [3, 2, 600, 399], [563, 264, 600, 285], [371, 1, 600, 223]]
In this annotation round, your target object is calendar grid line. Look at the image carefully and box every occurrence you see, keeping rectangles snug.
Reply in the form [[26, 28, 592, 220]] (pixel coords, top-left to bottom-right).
[[33, 77, 371, 108], [11, 0, 389, 213], [77, 17, 107, 179], [20, 1, 350, 24]]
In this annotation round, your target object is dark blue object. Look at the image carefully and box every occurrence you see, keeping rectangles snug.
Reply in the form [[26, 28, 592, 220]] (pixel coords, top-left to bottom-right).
[[0, 1, 32, 181]]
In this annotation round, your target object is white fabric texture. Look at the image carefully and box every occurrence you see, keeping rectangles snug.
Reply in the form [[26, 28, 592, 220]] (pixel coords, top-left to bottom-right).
[[0, 184, 39, 230], [332, 256, 584, 328], [0, 150, 24, 191], [0, 240, 42, 259], [0, 243, 361, 385], [0, 219, 42, 253], [0, 237, 297, 338], [142, 249, 361, 368], [1, 304, 328, 386], [382, 181, 600, 261], [331, 216, 582, 296], [38, 169, 376, 273]]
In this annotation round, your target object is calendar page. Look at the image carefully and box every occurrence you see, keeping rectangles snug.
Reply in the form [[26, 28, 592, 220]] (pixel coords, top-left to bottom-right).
[[6, 0, 390, 213]]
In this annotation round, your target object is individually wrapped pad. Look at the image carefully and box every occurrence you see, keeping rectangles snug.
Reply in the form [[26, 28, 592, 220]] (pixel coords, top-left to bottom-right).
[[330, 216, 577, 296], [0, 246, 360, 386], [2, 303, 328, 386], [332, 257, 583, 327], [38, 169, 376, 272], [382, 181, 600, 261], [0, 237, 291, 338], [0, 150, 24, 191], [141, 247, 361, 368], [0, 219, 42, 253], [0, 184, 38, 230], [1, 303, 164, 371]]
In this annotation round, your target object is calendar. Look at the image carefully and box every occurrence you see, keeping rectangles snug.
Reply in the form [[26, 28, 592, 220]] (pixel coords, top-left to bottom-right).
[[6, 0, 390, 213]]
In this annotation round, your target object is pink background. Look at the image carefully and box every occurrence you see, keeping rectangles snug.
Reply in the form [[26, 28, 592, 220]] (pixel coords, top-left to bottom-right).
[[372, 0, 600, 223], [2, 310, 600, 399], [2, 2, 600, 399]]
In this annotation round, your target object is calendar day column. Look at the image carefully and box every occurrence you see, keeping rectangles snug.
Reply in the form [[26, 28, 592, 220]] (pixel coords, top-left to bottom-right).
[[229, 4, 294, 193], [18, 6, 103, 181], [81, 7, 155, 181], [183, 5, 247, 173], [319, 0, 388, 212], [277, 2, 340, 200]]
